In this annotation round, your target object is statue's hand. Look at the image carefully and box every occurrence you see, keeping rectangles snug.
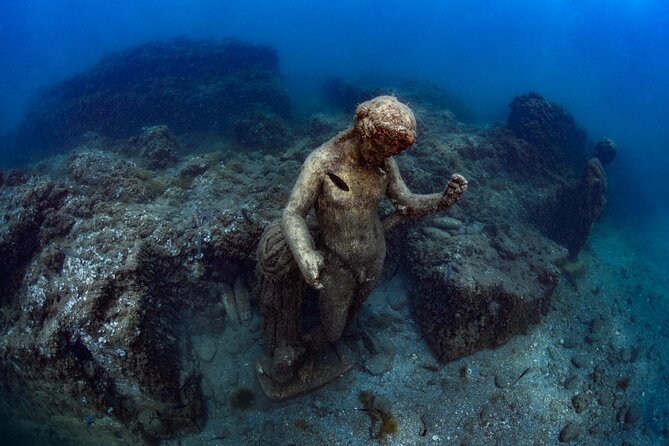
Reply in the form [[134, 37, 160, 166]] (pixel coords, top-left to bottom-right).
[[301, 250, 324, 289], [443, 174, 468, 201]]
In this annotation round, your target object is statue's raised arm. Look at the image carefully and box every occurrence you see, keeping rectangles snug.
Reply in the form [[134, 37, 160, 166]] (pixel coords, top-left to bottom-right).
[[384, 158, 467, 229]]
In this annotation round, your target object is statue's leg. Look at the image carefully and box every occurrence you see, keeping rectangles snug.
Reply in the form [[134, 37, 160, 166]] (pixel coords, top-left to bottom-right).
[[304, 255, 356, 350], [346, 254, 385, 329]]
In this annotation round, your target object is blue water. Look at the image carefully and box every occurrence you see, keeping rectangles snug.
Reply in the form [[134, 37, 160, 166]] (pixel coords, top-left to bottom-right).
[[2, 0, 668, 214], [1, 1, 668, 444]]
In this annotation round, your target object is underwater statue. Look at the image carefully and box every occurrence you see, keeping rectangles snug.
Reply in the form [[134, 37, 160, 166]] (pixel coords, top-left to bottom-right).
[[256, 95, 467, 399], [559, 138, 617, 259]]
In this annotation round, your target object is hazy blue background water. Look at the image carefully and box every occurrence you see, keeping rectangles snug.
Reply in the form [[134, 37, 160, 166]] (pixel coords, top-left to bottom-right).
[[1, 0, 667, 217]]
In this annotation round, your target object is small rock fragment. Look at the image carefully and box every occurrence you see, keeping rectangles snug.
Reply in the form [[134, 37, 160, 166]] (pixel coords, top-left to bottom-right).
[[571, 355, 588, 369], [624, 404, 641, 429], [571, 393, 589, 414], [598, 391, 613, 407], [586, 317, 605, 343], [564, 375, 579, 390], [559, 422, 583, 443], [617, 376, 631, 391], [494, 372, 512, 389], [430, 216, 463, 232], [421, 226, 451, 240]]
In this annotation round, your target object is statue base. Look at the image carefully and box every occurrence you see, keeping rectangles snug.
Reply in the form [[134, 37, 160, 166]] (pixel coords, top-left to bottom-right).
[[256, 343, 354, 401]]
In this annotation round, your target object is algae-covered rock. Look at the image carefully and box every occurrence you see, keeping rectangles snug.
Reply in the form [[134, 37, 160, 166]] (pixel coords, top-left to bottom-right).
[[0, 178, 209, 443], [407, 224, 567, 362], [507, 91, 588, 172], [379, 86, 576, 363], [0, 129, 292, 443], [4, 38, 291, 163], [124, 125, 180, 169]]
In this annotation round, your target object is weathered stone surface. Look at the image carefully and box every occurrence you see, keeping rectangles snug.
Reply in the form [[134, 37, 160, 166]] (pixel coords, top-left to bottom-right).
[[0, 177, 70, 305], [407, 224, 566, 362], [0, 181, 210, 443], [507, 91, 588, 172], [231, 111, 294, 153], [123, 125, 179, 169], [0, 135, 296, 443]]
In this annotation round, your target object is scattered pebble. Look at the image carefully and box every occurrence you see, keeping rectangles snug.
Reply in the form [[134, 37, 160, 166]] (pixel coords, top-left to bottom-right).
[[564, 375, 580, 390], [559, 422, 583, 443], [571, 393, 589, 414], [586, 317, 606, 343], [570, 355, 588, 369]]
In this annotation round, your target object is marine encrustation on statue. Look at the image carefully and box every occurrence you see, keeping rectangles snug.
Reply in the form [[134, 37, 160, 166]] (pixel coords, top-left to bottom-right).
[[559, 137, 618, 259], [256, 95, 467, 399]]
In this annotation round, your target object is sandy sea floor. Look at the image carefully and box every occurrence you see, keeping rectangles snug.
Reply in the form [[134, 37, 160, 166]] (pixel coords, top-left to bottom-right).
[[164, 213, 669, 446]]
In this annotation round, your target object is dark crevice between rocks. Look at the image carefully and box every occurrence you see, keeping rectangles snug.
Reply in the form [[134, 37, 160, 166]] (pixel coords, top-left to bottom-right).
[[0, 182, 70, 308]]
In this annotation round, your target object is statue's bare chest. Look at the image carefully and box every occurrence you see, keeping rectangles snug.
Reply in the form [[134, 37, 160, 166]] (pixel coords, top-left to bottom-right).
[[319, 163, 388, 209]]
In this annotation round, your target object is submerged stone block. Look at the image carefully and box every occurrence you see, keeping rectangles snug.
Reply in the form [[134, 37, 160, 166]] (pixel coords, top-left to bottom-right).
[[407, 224, 567, 362], [124, 125, 179, 169]]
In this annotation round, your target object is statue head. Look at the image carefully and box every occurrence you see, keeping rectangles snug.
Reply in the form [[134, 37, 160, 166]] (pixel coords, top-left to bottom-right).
[[354, 95, 417, 163]]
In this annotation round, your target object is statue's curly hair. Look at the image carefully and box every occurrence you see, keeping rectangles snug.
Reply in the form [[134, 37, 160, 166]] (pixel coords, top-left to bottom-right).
[[354, 95, 417, 150]]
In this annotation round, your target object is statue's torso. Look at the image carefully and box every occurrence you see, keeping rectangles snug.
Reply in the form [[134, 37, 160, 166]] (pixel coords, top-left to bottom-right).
[[314, 141, 389, 267]]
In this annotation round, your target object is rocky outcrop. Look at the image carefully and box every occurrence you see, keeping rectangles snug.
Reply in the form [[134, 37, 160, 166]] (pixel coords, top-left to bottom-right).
[[391, 91, 582, 363], [406, 221, 566, 362], [2, 38, 292, 165], [507, 92, 588, 172], [0, 135, 297, 444], [0, 177, 71, 305], [123, 125, 180, 170]]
